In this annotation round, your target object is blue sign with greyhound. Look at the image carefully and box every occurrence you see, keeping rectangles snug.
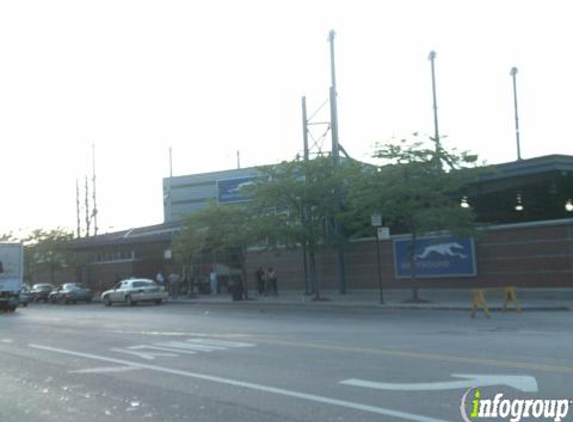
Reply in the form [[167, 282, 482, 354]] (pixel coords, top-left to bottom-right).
[[217, 177, 256, 204], [393, 236, 477, 278]]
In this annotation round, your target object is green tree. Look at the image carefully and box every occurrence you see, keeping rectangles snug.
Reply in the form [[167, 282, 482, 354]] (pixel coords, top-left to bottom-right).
[[172, 203, 272, 299], [346, 135, 485, 301], [245, 156, 347, 298], [24, 228, 76, 285]]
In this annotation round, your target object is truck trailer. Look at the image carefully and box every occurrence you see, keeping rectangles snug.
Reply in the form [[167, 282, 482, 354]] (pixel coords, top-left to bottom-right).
[[0, 242, 24, 312]]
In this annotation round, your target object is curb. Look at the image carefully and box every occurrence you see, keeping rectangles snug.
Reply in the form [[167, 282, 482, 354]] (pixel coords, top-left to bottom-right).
[[168, 299, 570, 312]]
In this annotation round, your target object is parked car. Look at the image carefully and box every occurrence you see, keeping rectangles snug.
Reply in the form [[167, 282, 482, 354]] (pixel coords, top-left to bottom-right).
[[19, 286, 31, 307], [101, 278, 167, 306], [29, 283, 55, 303], [49, 283, 93, 304]]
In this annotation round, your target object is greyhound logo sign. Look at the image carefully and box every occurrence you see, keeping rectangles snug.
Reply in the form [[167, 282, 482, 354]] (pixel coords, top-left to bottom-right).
[[394, 236, 477, 278]]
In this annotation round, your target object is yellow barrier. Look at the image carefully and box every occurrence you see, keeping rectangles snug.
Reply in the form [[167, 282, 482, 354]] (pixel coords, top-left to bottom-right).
[[470, 286, 521, 318]]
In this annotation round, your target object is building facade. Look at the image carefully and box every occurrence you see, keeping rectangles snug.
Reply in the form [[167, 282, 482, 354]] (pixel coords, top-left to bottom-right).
[[63, 155, 573, 293]]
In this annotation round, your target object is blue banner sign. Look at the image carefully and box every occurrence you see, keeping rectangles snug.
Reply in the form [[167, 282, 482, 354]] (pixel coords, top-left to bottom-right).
[[217, 177, 256, 204], [393, 236, 477, 278]]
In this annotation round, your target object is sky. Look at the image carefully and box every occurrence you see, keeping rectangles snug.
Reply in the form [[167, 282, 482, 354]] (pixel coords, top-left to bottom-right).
[[1, 0, 572, 236]]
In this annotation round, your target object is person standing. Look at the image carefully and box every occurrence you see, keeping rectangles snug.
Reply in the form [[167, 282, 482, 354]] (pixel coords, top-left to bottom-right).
[[209, 268, 218, 295], [155, 271, 165, 290], [266, 267, 278, 296], [168, 272, 180, 300], [254, 266, 265, 296]]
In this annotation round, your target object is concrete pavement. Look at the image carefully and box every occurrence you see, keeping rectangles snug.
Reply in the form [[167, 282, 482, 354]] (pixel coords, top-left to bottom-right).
[[168, 288, 572, 312]]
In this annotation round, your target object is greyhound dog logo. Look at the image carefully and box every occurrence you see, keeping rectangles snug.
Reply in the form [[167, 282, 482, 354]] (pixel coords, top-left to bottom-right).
[[416, 241, 467, 260]]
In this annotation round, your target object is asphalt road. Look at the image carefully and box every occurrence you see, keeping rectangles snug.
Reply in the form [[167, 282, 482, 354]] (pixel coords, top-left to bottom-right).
[[1, 302, 572, 422]]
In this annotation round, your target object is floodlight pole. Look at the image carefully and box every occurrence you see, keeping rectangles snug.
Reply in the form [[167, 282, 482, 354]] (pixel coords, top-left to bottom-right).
[[76, 179, 81, 238], [328, 29, 346, 295], [167, 146, 173, 222], [428, 51, 440, 153], [92, 142, 98, 236], [301, 96, 311, 295], [371, 214, 385, 305], [510, 67, 522, 161]]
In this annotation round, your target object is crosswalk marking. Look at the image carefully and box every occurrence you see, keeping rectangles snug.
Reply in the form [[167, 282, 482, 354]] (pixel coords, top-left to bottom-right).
[[111, 347, 178, 360], [184, 338, 255, 348], [141, 345, 198, 355], [156, 341, 226, 352], [110, 337, 256, 360], [70, 366, 141, 374]]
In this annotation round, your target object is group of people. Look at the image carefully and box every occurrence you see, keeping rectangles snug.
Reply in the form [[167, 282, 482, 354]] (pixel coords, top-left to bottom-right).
[[155, 267, 278, 299], [254, 266, 278, 296], [155, 271, 181, 300]]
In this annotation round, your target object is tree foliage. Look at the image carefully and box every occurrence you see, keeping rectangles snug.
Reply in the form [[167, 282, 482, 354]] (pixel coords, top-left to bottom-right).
[[22, 228, 78, 284], [345, 135, 486, 300], [245, 156, 344, 250]]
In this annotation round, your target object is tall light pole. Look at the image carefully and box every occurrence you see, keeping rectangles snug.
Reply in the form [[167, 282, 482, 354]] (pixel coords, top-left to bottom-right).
[[328, 29, 346, 295], [371, 214, 385, 304], [91, 142, 98, 236], [510, 67, 522, 160], [428, 51, 440, 153]]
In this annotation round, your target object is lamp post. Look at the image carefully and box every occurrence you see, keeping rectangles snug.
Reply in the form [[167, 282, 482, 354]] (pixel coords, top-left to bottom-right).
[[510, 67, 522, 161], [428, 51, 440, 153], [371, 214, 385, 304]]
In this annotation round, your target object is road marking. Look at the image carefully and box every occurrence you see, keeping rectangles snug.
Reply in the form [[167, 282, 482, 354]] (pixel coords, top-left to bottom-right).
[[30, 343, 455, 422], [111, 346, 179, 360], [1, 338, 14, 343], [340, 374, 538, 392], [155, 341, 227, 352], [184, 338, 255, 348], [69, 366, 141, 374], [248, 337, 573, 374], [110, 337, 257, 360]]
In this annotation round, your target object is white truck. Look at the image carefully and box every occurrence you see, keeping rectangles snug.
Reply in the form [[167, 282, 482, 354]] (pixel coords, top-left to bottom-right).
[[0, 242, 24, 312]]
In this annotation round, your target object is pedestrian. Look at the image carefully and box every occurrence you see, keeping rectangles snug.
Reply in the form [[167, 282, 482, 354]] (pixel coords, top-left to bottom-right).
[[209, 268, 218, 295], [168, 272, 180, 300], [266, 267, 278, 296], [155, 270, 165, 290], [254, 266, 265, 295]]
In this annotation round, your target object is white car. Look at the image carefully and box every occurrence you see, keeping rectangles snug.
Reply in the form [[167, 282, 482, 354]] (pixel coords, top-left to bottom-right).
[[101, 278, 167, 306]]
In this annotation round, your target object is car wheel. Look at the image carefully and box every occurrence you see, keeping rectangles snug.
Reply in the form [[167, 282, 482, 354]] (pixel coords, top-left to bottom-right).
[[126, 295, 136, 306], [104, 296, 112, 307], [154, 299, 162, 305], [86, 298, 92, 304]]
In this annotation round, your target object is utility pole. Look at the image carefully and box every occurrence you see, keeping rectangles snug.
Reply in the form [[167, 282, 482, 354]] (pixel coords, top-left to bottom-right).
[[76, 179, 81, 238], [510, 67, 522, 160], [85, 176, 91, 237], [328, 29, 346, 295], [92, 143, 98, 235], [168, 146, 173, 222], [236, 150, 241, 169], [428, 51, 440, 153], [301, 96, 316, 296]]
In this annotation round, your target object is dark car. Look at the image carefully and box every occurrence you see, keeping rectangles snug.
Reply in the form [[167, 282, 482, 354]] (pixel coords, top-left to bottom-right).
[[49, 283, 93, 304], [30, 283, 55, 303], [19, 286, 31, 307]]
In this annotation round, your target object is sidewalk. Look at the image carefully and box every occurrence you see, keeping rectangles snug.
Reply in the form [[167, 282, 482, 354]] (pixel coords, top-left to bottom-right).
[[170, 288, 572, 312]]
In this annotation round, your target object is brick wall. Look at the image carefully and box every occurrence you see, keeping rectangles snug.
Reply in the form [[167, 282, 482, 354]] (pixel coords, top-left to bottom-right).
[[246, 219, 573, 291]]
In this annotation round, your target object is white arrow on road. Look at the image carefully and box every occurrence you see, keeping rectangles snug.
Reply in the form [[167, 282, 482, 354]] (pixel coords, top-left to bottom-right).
[[340, 374, 538, 392]]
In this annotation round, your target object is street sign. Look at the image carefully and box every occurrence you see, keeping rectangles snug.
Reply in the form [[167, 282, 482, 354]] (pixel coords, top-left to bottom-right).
[[370, 213, 382, 227], [377, 227, 390, 240]]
